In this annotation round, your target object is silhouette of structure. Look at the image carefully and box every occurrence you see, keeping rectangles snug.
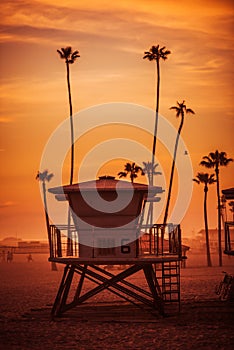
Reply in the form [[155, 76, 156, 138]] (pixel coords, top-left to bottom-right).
[[222, 187, 234, 255], [48, 176, 183, 317]]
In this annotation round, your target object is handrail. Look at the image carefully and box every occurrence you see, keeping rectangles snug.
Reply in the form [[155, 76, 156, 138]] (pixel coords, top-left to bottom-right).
[[49, 223, 182, 259]]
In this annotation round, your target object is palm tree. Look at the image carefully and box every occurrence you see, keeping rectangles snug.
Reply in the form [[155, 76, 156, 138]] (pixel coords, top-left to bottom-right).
[[57, 47, 80, 256], [57, 46, 80, 185], [143, 45, 171, 177], [163, 101, 195, 226], [200, 151, 233, 266], [36, 170, 54, 251], [193, 172, 216, 267], [118, 162, 145, 183], [228, 201, 234, 221], [142, 161, 162, 225], [142, 161, 162, 185]]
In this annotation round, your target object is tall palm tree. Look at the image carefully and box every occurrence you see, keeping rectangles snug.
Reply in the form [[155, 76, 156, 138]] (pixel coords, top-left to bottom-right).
[[200, 151, 233, 266], [163, 101, 195, 226], [228, 201, 234, 221], [36, 170, 54, 250], [193, 172, 216, 267], [118, 162, 145, 183], [143, 45, 171, 177], [57, 46, 80, 185], [57, 47, 80, 256]]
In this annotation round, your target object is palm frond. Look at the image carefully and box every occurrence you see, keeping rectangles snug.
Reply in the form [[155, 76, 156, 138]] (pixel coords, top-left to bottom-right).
[[207, 174, 216, 184], [143, 44, 170, 62], [201, 156, 212, 162], [57, 49, 64, 59], [47, 173, 54, 182], [186, 108, 195, 114], [200, 160, 213, 168], [193, 172, 216, 185], [193, 178, 200, 184], [118, 171, 127, 178]]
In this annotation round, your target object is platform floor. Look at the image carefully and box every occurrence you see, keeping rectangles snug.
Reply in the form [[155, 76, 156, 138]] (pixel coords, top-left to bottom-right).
[[48, 256, 181, 265]]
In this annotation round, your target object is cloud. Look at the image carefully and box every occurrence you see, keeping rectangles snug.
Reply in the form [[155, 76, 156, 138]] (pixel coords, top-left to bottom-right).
[[0, 117, 12, 123], [0, 201, 17, 208]]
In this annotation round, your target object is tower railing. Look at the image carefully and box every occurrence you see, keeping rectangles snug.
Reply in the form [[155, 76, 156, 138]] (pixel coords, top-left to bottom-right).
[[138, 224, 181, 258], [49, 223, 181, 260]]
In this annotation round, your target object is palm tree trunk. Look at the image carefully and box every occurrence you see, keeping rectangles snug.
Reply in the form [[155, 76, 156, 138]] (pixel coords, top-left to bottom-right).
[[66, 61, 74, 255], [147, 59, 160, 228], [151, 58, 160, 171], [163, 116, 184, 225], [42, 182, 52, 256], [66, 61, 74, 186], [204, 186, 212, 267], [215, 167, 222, 266]]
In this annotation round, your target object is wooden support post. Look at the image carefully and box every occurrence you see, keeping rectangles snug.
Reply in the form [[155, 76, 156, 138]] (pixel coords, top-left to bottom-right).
[[58, 265, 75, 313], [74, 264, 88, 301], [51, 264, 70, 317], [143, 264, 165, 316]]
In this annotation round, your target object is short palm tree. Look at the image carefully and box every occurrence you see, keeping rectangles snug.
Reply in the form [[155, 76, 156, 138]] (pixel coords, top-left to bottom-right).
[[193, 172, 216, 267], [163, 101, 195, 226], [142, 161, 162, 185], [36, 170, 54, 249], [142, 161, 162, 225], [57, 46, 80, 185], [143, 45, 171, 175], [118, 162, 145, 183], [200, 150, 233, 266]]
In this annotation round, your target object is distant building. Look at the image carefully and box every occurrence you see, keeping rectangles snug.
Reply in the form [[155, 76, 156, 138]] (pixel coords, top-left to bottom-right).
[[183, 228, 234, 254], [196, 229, 220, 253], [16, 241, 48, 254], [0, 237, 49, 254], [0, 237, 22, 247]]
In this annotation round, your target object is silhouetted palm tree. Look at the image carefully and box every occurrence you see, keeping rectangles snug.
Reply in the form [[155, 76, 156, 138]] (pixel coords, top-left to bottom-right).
[[118, 162, 145, 183], [163, 101, 195, 226], [142, 161, 162, 185], [142, 161, 162, 225], [57, 46, 80, 185], [143, 45, 171, 175], [36, 170, 54, 249], [200, 151, 233, 266], [228, 201, 234, 221], [193, 172, 216, 267]]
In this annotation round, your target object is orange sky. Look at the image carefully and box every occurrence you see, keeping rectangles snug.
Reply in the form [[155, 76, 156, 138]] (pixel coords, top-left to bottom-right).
[[0, 0, 234, 241]]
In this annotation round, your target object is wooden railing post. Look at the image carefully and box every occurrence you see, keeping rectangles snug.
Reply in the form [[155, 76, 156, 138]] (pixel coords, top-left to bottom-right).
[[56, 228, 62, 257]]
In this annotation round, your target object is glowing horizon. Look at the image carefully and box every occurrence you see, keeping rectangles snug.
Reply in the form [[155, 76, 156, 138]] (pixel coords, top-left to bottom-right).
[[0, 0, 234, 240]]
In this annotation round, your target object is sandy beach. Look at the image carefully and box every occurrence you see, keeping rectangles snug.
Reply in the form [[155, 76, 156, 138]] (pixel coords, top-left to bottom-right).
[[0, 253, 234, 350]]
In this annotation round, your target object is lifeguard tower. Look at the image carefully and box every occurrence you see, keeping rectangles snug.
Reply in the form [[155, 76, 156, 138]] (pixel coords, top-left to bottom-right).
[[48, 175, 183, 317]]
